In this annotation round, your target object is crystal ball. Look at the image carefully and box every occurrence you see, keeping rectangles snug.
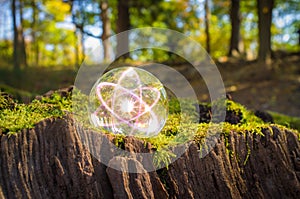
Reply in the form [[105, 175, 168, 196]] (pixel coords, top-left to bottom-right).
[[89, 67, 168, 137]]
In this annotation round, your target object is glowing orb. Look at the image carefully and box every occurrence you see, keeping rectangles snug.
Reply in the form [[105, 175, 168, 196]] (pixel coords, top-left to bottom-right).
[[89, 67, 168, 137]]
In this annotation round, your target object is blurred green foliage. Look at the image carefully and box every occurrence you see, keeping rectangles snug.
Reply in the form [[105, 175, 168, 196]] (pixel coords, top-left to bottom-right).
[[0, 0, 299, 68]]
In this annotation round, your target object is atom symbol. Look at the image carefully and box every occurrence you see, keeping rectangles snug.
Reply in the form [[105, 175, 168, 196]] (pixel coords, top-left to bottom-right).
[[90, 67, 164, 136]]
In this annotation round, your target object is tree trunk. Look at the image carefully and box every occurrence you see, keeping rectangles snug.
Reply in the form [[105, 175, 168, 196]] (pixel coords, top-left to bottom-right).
[[100, 0, 111, 61], [12, 0, 21, 70], [0, 115, 299, 198], [257, 0, 274, 63], [228, 0, 242, 57], [69, 0, 86, 64], [30, 0, 38, 66], [204, 0, 211, 54], [19, 0, 27, 68], [116, 0, 130, 59], [69, 0, 79, 68], [35, 42, 39, 67], [74, 30, 80, 68], [80, 29, 85, 62]]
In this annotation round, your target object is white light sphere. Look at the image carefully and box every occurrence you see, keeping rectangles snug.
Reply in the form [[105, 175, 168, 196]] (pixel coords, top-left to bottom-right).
[[89, 67, 168, 137]]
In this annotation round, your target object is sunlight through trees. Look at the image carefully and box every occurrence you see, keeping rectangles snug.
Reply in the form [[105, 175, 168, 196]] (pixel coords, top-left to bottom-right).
[[0, 0, 299, 68]]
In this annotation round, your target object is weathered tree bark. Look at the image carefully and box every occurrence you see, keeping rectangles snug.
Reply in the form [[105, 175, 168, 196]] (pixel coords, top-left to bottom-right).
[[229, 0, 242, 57], [100, 0, 111, 61], [116, 0, 130, 59], [257, 0, 274, 63], [0, 115, 299, 198], [204, 0, 211, 54]]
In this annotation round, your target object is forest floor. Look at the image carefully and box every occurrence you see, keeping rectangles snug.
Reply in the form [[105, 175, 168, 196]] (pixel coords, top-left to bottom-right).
[[0, 52, 299, 117], [217, 53, 300, 117]]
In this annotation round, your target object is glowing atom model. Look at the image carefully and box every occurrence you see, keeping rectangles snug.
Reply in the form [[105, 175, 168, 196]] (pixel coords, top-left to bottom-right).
[[89, 67, 168, 137]]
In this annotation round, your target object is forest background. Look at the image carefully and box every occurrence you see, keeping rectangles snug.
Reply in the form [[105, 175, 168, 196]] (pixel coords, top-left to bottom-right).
[[0, 0, 299, 116]]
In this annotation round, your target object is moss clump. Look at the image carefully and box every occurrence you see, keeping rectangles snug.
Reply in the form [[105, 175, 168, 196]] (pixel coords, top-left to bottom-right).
[[0, 92, 71, 135], [147, 99, 299, 167], [225, 100, 264, 124], [1, 90, 299, 167], [268, 111, 300, 132]]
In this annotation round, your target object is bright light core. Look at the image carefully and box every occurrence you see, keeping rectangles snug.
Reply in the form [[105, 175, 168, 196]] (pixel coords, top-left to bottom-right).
[[120, 98, 135, 113]]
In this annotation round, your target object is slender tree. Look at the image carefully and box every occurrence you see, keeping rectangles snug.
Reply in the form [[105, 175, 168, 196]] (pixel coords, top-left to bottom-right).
[[204, 0, 211, 54], [69, 0, 112, 62], [68, 0, 79, 68], [11, 0, 27, 68], [73, 30, 80, 68], [228, 0, 242, 57], [100, 0, 111, 61], [69, 0, 86, 62], [19, 0, 27, 67], [30, 0, 39, 66], [12, 0, 23, 70], [116, 0, 130, 59], [257, 0, 274, 63]]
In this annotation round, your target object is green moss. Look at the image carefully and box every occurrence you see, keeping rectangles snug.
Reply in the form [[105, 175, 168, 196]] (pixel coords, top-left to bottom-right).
[[152, 147, 176, 169], [244, 141, 251, 165], [268, 111, 300, 132], [226, 100, 263, 124], [1, 91, 299, 168], [168, 98, 197, 114], [0, 92, 71, 135], [113, 134, 125, 149]]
